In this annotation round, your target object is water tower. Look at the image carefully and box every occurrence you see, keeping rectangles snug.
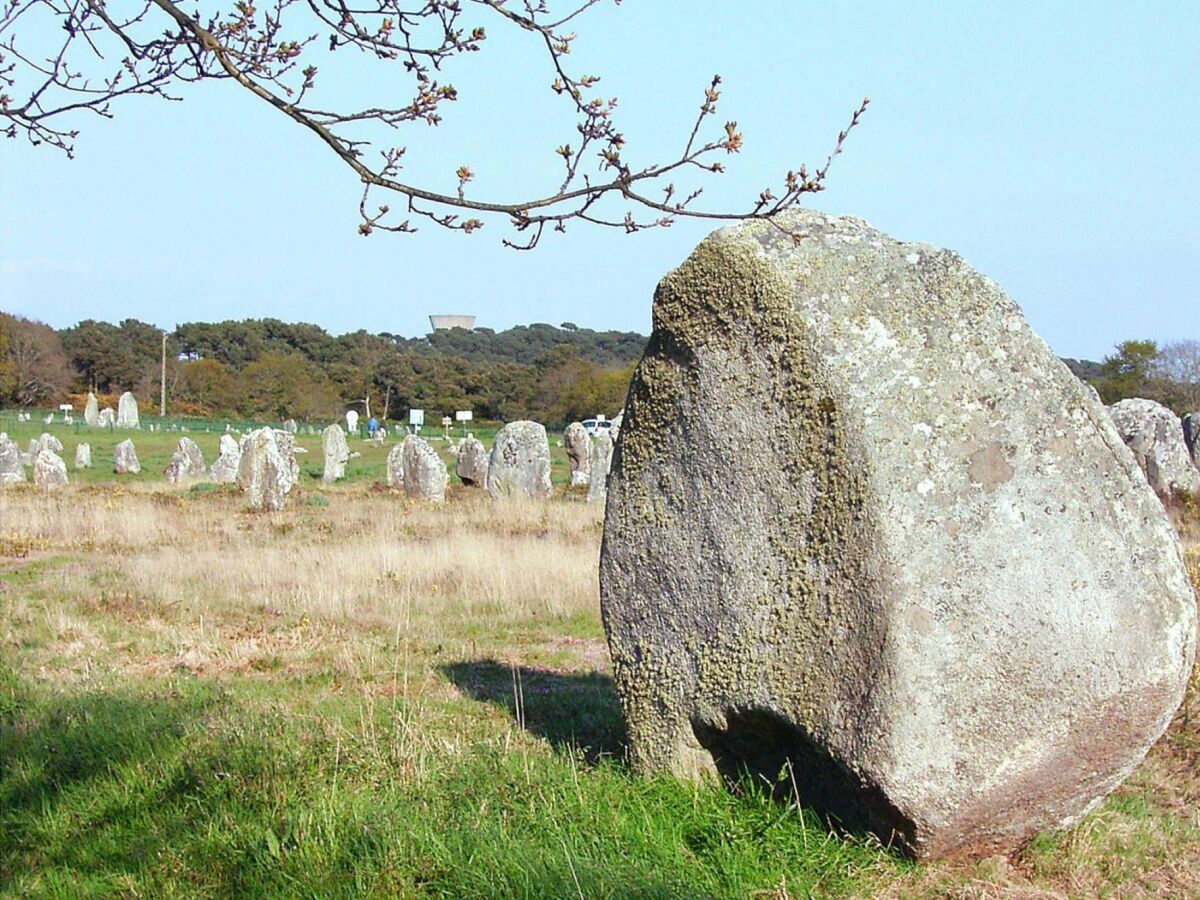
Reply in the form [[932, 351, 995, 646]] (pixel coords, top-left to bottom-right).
[[429, 315, 476, 331]]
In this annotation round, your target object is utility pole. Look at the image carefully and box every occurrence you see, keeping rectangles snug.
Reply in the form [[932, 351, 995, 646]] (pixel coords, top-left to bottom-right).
[[160, 332, 167, 417]]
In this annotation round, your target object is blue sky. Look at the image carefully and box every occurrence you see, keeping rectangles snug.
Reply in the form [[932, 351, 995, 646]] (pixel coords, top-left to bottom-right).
[[2, 1, 1197, 360]]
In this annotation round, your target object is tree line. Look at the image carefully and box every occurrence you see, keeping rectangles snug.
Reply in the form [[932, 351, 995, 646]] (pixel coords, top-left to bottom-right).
[[0, 314, 639, 427], [2, 312, 1196, 425]]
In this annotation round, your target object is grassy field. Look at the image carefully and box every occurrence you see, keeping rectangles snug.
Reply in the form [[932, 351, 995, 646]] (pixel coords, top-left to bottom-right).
[[0, 415, 575, 488], [0, 430, 1198, 896]]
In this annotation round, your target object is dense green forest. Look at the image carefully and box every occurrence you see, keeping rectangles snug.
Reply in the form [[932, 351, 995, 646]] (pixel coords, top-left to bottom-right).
[[0, 315, 639, 426], [0, 312, 1195, 424]]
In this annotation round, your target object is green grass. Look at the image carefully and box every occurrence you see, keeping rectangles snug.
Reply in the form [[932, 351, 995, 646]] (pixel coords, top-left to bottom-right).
[[0, 664, 896, 898], [1, 412, 576, 488]]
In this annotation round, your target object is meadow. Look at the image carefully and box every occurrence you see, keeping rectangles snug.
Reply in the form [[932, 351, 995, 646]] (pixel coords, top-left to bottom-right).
[[1, 416, 1198, 897]]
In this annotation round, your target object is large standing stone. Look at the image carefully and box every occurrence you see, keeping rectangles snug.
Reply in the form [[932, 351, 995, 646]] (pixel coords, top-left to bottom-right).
[[487, 421, 552, 499], [237, 428, 298, 511], [599, 211, 1197, 860], [84, 392, 100, 427], [74, 443, 92, 470], [116, 392, 139, 429], [33, 448, 68, 488], [403, 436, 449, 503], [209, 434, 242, 483], [455, 435, 489, 487], [113, 439, 140, 474], [345, 410, 359, 435], [1181, 412, 1199, 466], [609, 410, 624, 440], [385, 442, 405, 488], [37, 433, 63, 454], [564, 422, 592, 487], [97, 408, 115, 428], [164, 437, 207, 484], [284, 418, 298, 434], [322, 425, 350, 482], [0, 435, 26, 485], [586, 432, 613, 504], [1107, 399, 1200, 497]]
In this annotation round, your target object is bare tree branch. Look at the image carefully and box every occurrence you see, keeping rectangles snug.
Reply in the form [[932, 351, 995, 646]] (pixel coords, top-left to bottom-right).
[[1, 0, 868, 246]]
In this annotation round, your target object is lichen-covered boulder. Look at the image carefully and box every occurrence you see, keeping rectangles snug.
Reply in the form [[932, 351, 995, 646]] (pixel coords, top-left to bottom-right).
[[0, 435, 26, 485], [113, 439, 140, 474], [599, 211, 1197, 860], [322, 424, 350, 483], [1107, 399, 1200, 497], [97, 407, 115, 428], [37, 433, 63, 454], [33, 448, 68, 488], [587, 432, 613, 504], [402, 436, 449, 503], [74, 442, 92, 470], [164, 437, 206, 484], [84, 391, 100, 426], [385, 441, 405, 488], [487, 421, 552, 499], [455, 435, 489, 487], [209, 434, 241, 483], [116, 392, 139, 429], [564, 422, 591, 486], [237, 428, 297, 511]]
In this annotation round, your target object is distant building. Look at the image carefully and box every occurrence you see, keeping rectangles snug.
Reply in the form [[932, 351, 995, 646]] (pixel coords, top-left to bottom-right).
[[429, 315, 476, 331]]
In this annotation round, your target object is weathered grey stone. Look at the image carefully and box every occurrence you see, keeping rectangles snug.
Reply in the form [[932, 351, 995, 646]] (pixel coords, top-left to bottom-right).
[[74, 442, 92, 470], [1107, 399, 1200, 497], [385, 442, 405, 488], [113, 439, 140, 474], [599, 211, 1197, 860], [1182, 412, 1199, 466], [0, 435, 26, 485], [322, 424, 350, 483], [586, 432, 613, 504], [564, 422, 591, 486], [164, 437, 206, 484], [97, 407, 115, 428], [455, 435, 489, 487], [84, 391, 100, 427], [116, 392, 139, 429], [284, 418, 298, 434], [345, 410, 359, 435], [37, 432, 63, 454], [402, 436, 449, 503], [609, 410, 623, 440], [487, 421, 552, 499], [237, 427, 298, 510], [209, 434, 242, 483], [33, 448, 68, 488]]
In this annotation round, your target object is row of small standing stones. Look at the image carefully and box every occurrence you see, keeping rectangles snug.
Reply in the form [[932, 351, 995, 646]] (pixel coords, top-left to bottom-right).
[[0, 415, 623, 511]]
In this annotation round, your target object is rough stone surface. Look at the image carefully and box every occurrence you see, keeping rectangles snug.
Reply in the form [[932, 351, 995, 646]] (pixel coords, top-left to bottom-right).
[[98, 408, 115, 428], [0, 435, 26, 485], [33, 448, 68, 488], [587, 432, 613, 504], [609, 410, 624, 440], [1107, 399, 1200, 497], [455, 435, 489, 487], [237, 428, 298, 511], [116, 392, 139, 429], [209, 434, 241, 483], [284, 418, 298, 434], [599, 211, 1198, 860], [402, 436, 449, 502], [385, 442, 405, 488], [322, 425, 350, 482], [84, 392, 100, 427], [1182, 412, 1199, 466], [345, 410, 359, 435], [564, 422, 592, 486], [113, 439, 140, 474], [74, 443, 92, 470], [487, 421, 552, 499], [164, 437, 206, 484]]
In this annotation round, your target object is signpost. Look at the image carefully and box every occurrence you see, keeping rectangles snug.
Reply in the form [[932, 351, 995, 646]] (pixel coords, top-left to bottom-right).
[[455, 410, 472, 437], [409, 409, 424, 433]]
